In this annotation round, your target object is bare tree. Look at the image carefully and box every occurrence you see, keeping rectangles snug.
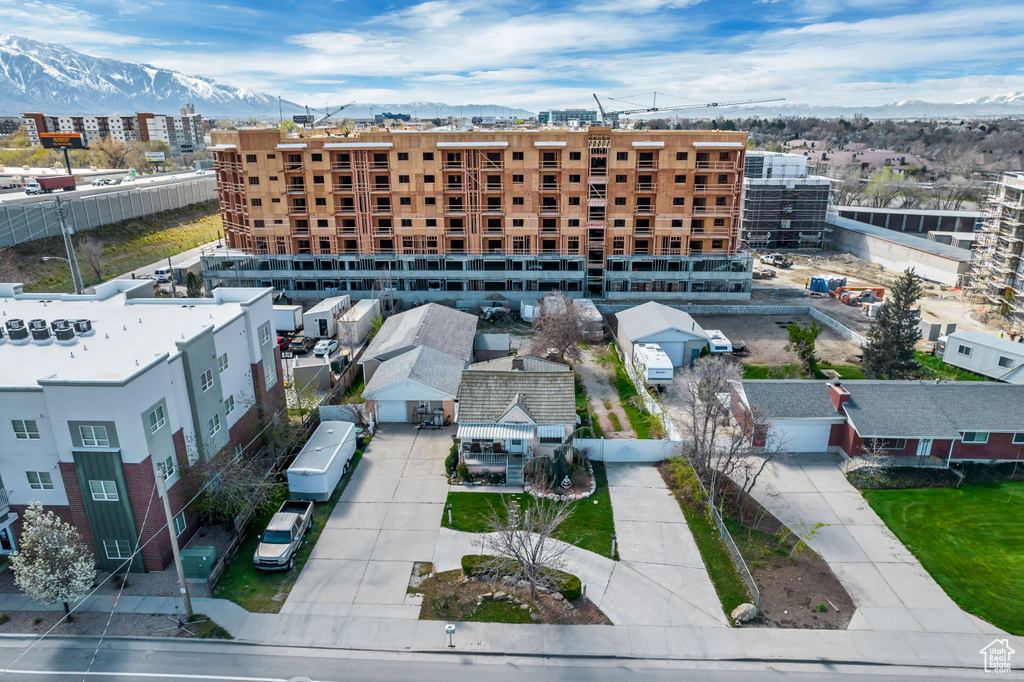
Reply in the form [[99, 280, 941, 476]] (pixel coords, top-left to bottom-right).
[[479, 496, 575, 599], [0, 247, 21, 282], [76, 238, 105, 284], [185, 450, 286, 527], [528, 291, 603, 364], [669, 355, 786, 508]]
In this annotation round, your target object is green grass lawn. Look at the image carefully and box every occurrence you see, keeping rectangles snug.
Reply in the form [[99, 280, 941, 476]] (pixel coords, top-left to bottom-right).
[[442, 461, 618, 559], [8, 201, 222, 292], [211, 451, 363, 613], [915, 351, 991, 381], [864, 482, 1024, 635], [742, 364, 866, 380]]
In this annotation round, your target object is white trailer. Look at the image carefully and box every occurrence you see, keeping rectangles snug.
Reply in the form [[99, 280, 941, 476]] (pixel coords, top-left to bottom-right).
[[632, 343, 674, 386], [303, 295, 351, 339], [706, 329, 737, 354], [273, 305, 304, 333], [338, 299, 381, 346], [287, 421, 357, 502]]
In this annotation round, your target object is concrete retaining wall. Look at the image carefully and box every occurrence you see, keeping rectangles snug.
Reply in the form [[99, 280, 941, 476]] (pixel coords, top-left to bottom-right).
[[0, 177, 217, 247], [576, 438, 681, 462]]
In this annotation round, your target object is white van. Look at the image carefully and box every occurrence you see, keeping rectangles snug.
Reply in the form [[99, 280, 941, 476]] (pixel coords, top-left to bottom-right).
[[152, 268, 172, 282]]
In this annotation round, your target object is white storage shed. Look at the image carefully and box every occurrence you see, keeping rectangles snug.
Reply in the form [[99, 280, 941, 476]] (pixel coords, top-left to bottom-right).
[[287, 421, 357, 502], [303, 295, 352, 339], [338, 298, 381, 346]]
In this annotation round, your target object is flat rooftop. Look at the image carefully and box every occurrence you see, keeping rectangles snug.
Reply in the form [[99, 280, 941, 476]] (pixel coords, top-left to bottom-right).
[[0, 280, 270, 389], [827, 215, 973, 262]]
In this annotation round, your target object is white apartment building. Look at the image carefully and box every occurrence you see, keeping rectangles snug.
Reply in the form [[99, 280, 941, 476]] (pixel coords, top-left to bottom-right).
[[22, 106, 205, 155], [0, 280, 283, 572]]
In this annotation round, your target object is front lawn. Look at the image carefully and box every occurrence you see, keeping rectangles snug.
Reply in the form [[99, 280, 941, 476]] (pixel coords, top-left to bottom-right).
[[211, 451, 364, 613], [915, 351, 991, 381], [442, 462, 617, 559], [742, 364, 866, 380], [864, 482, 1024, 635]]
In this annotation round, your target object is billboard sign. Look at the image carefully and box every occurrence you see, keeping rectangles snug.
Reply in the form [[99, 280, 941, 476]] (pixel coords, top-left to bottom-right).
[[145, 152, 166, 162], [39, 133, 86, 150], [293, 115, 313, 124]]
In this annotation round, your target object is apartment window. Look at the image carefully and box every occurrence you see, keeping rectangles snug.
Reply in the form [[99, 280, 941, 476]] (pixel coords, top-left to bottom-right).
[[714, 218, 725, 227], [397, 152, 409, 161], [614, 197, 626, 206], [672, 219, 684, 227], [26, 471, 53, 490], [719, 152, 730, 161], [400, 197, 411, 205], [208, 413, 221, 437], [311, 153, 322, 162], [252, 219, 265, 228], [103, 540, 132, 560], [423, 152, 434, 161], [512, 197, 524, 205], [200, 369, 214, 392], [675, 174, 687, 183], [566, 151, 581, 161], [264, 359, 277, 388], [233, 442, 244, 462], [215, 353, 229, 374], [12, 420, 40, 440], [869, 438, 907, 450], [161, 454, 176, 480], [956, 344, 972, 357], [80, 425, 109, 448], [569, 174, 581, 183], [245, 154, 257, 163], [712, 239, 724, 249], [616, 152, 628, 161], [998, 356, 1015, 368], [512, 152, 524, 161], [259, 323, 271, 345], [614, 219, 626, 227], [676, 152, 688, 161], [673, 197, 685, 206], [513, 219, 524, 227], [961, 432, 989, 444], [425, 197, 436, 205], [569, 197, 580, 206], [512, 174, 524, 184], [147, 406, 166, 434], [315, 198, 327, 208], [718, 174, 729, 184], [1013, 433, 1024, 445], [269, 176, 278, 181], [224, 394, 235, 414], [401, 219, 412, 227], [398, 174, 410, 183], [248, 177, 260, 185], [424, 174, 435, 183], [90, 480, 118, 501], [250, 198, 262, 207], [271, 198, 280, 203], [568, 219, 580, 227]]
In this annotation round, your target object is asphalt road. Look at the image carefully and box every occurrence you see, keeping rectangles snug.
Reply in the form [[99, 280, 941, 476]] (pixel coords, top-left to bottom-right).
[[0, 637, 993, 681], [0, 171, 211, 206]]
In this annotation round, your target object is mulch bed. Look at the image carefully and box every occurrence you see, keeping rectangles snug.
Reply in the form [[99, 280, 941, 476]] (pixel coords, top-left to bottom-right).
[[0, 611, 230, 638], [416, 569, 610, 625], [717, 476, 855, 629]]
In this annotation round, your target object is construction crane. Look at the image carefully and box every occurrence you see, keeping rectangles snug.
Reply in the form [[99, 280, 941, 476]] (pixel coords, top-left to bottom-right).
[[592, 93, 785, 126], [302, 102, 356, 128]]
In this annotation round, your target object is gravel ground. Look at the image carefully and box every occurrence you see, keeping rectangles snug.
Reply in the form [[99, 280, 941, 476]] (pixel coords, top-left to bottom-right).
[[0, 611, 216, 638], [692, 314, 863, 366]]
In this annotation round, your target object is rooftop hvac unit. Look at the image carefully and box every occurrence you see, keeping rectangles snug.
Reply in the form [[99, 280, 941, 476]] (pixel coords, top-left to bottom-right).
[[53, 320, 77, 345], [73, 319, 94, 336], [0, 326, 5, 345], [5, 319, 28, 343], [50, 318, 68, 331], [29, 319, 52, 344]]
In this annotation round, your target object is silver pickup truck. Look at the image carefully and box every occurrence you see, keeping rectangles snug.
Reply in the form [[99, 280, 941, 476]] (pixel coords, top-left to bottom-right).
[[253, 500, 314, 571]]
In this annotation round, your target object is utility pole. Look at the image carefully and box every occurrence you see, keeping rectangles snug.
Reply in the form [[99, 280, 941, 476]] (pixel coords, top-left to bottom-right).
[[156, 463, 193, 620], [168, 256, 176, 297], [53, 197, 84, 295], [62, 147, 72, 176]]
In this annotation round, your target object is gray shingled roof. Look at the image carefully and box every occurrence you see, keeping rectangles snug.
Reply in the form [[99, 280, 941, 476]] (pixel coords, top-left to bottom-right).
[[742, 379, 1024, 438], [616, 302, 708, 342], [362, 303, 477, 363], [364, 346, 466, 398], [458, 355, 575, 424]]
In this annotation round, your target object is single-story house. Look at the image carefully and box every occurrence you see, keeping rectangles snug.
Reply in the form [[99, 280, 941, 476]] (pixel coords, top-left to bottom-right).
[[939, 330, 1024, 384], [363, 345, 464, 424], [615, 301, 709, 368], [456, 355, 576, 485], [735, 379, 1024, 463], [474, 333, 511, 361], [360, 303, 477, 384]]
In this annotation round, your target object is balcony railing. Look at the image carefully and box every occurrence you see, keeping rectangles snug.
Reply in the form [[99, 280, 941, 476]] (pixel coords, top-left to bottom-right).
[[332, 184, 354, 193], [636, 161, 658, 170], [286, 186, 306, 195], [284, 162, 304, 172], [634, 205, 654, 215], [331, 162, 352, 170], [539, 183, 560, 192], [484, 184, 503, 192], [635, 183, 657, 192], [540, 161, 561, 169], [696, 161, 738, 170], [693, 184, 734, 194]]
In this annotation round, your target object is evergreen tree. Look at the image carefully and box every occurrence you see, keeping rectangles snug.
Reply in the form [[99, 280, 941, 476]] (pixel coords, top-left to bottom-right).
[[862, 268, 924, 379]]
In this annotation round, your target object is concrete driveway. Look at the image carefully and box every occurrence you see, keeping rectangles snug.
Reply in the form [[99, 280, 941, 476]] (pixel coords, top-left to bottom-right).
[[746, 452, 1004, 635], [282, 425, 452, 619]]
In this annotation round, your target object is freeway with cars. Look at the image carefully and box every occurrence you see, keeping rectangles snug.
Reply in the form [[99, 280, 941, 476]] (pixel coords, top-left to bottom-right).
[[0, 169, 211, 205]]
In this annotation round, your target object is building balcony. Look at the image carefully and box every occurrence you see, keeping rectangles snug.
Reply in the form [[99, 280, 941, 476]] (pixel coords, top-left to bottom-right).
[[215, 161, 242, 172], [286, 186, 306, 195], [483, 206, 504, 214], [284, 163, 304, 172], [634, 205, 655, 215], [539, 207, 560, 216], [696, 161, 738, 171], [372, 206, 393, 215], [331, 162, 353, 171], [539, 183, 560, 192], [442, 161, 464, 170], [332, 184, 355, 193], [635, 183, 657, 192], [443, 183, 466, 193], [334, 206, 357, 215], [540, 161, 561, 170], [587, 174, 607, 183], [636, 161, 658, 170], [693, 184, 735, 195], [484, 184, 503, 193], [692, 207, 736, 217], [289, 209, 309, 218]]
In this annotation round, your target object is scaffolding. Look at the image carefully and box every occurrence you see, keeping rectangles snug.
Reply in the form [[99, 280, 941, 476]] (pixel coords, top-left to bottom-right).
[[965, 173, 1024, 331], [741, 178, 832, 250]]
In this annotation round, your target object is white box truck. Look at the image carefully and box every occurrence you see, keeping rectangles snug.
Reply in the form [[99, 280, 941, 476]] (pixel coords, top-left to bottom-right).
[[633, 343, 674, 386], [287, 421, 357, 502], [274, 305, 304, 333]]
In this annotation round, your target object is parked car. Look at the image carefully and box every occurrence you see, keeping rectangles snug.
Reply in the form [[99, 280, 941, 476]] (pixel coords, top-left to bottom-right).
[[752, 267, 777, 280], [314, 339, 339, 356], [759, 254, 793, 268], [90, 178, 113, 186], [252, 500, 314, 572], [277, 335, 291, 350], [288, 336, 316, 355]]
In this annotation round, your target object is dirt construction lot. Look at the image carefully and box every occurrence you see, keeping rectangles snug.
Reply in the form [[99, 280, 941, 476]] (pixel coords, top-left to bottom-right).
[[692, 314, 863, 366]]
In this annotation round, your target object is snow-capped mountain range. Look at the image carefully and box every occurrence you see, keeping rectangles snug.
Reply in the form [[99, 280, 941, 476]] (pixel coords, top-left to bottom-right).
[[1, 34, 1023, 120]]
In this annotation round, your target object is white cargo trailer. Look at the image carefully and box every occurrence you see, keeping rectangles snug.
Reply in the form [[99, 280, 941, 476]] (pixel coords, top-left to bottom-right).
[[287, 421, 357, 502], [273, 305, 304, 333], [632, 343, 674, 386]]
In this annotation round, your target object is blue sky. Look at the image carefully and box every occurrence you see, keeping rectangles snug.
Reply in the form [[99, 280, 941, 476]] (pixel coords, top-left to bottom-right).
[[5, 0, 1024, 110]]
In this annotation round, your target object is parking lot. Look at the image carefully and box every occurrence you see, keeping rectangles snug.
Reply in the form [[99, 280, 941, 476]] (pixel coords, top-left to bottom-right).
[[692, 313, 863, 366]]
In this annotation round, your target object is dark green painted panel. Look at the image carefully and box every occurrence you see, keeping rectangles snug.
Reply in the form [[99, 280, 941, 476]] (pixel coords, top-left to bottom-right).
[[72, 450, 143, 573]]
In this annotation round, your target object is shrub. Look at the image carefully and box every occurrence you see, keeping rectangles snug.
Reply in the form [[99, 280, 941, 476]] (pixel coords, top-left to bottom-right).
[[549, 569, 582, 600], [462, 554, 494, 577], [456, 463, 469, 480], [487, 472, 505, 485], [444, 453, 457, 475], [570, 467, 590, 489]]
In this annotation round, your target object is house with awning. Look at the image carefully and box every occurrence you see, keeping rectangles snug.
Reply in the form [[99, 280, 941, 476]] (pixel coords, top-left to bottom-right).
[[456, 355, 576, 485]]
